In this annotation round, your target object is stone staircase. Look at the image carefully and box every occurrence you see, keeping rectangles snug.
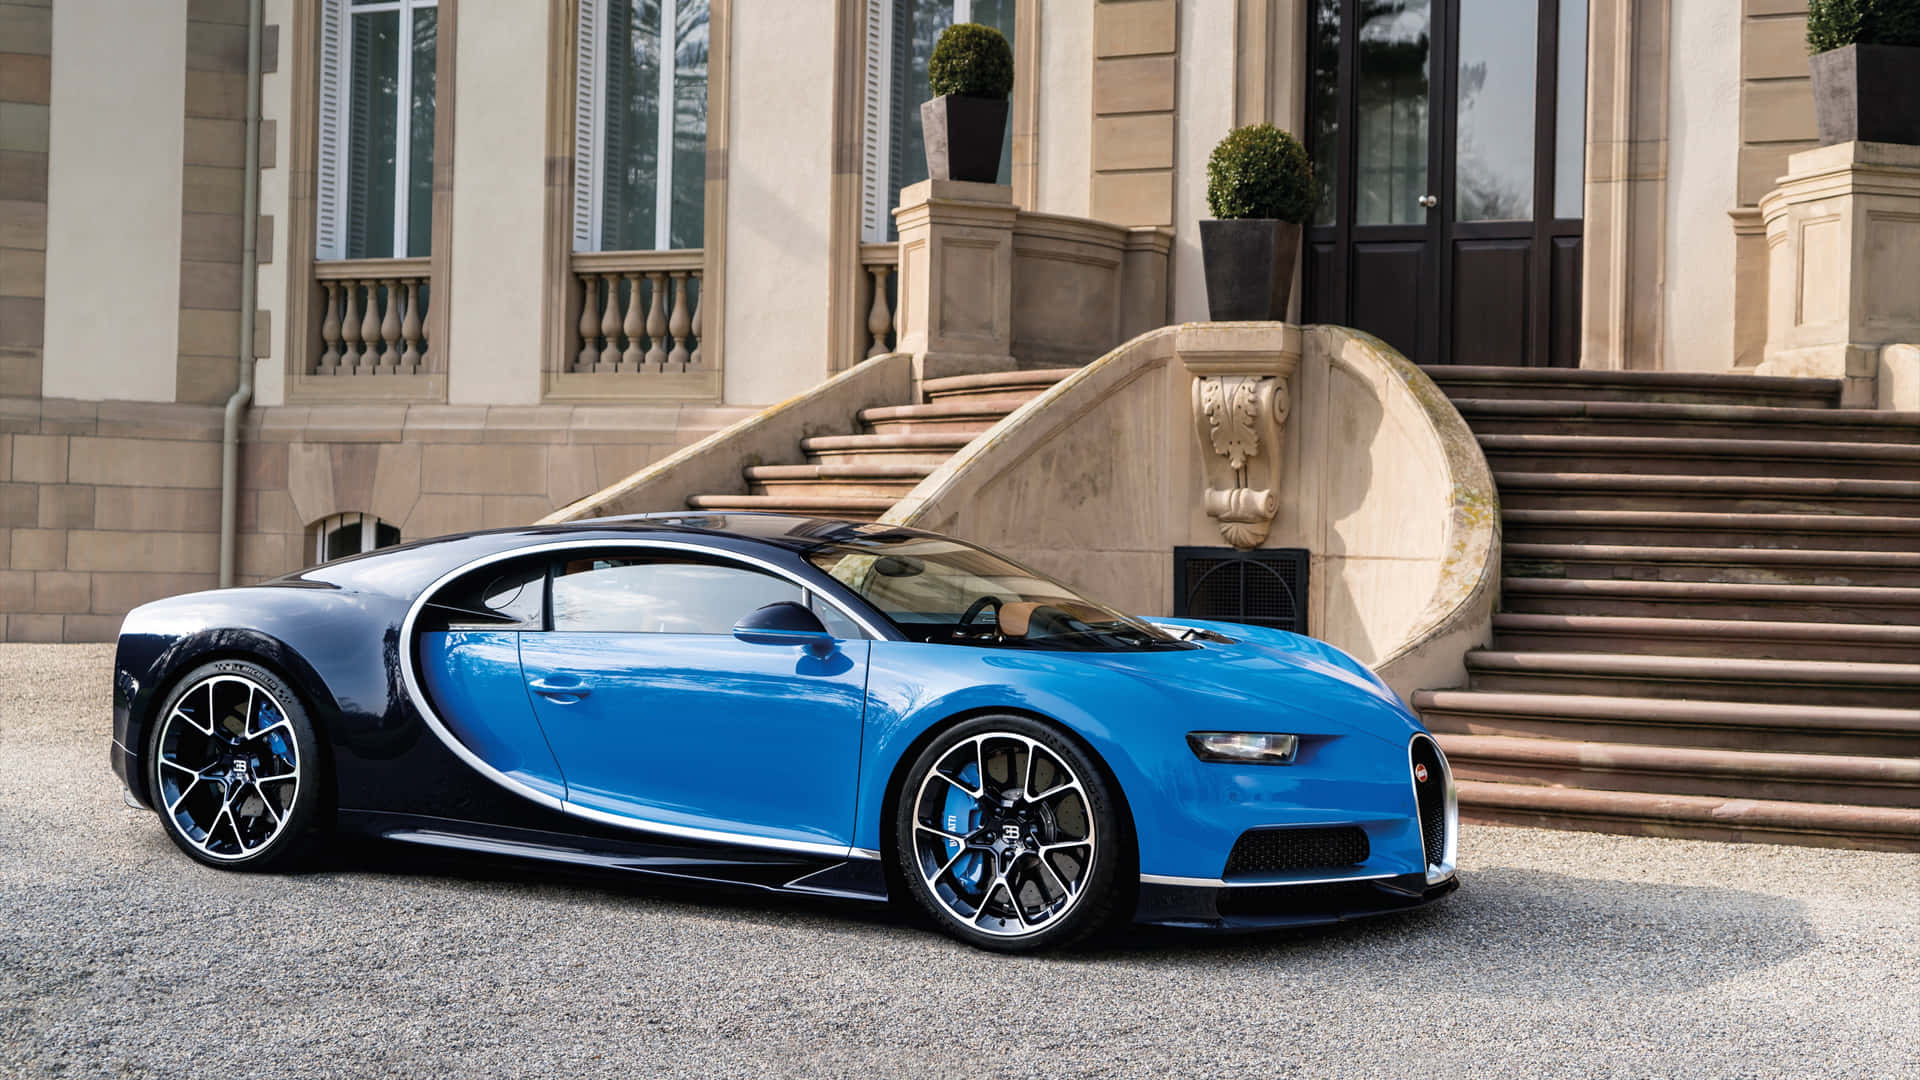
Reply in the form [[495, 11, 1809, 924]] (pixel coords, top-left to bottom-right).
[[686, 369, 1076, 521], [1412, 366, 1920, 852]]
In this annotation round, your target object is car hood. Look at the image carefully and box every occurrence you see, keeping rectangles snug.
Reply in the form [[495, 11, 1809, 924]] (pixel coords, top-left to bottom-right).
[[1042, 619, 1421, 748]]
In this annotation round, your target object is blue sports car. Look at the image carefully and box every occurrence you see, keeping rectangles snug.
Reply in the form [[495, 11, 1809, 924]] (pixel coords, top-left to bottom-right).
[[111, 513, 1457, 951]]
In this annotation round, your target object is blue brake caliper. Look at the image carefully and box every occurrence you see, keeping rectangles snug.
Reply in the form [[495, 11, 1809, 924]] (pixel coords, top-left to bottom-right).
[[941, 761, 987, 897]]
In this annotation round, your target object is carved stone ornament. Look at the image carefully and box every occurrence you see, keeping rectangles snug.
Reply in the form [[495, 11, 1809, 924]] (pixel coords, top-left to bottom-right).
[[1192, 373, 1292, 549]]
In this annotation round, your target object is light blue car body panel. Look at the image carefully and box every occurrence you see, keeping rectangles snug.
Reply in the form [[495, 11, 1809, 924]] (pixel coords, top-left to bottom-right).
[[419, 614, 1433, 883]]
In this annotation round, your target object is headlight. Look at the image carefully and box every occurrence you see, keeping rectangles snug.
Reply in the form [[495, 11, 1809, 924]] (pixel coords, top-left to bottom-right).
[[1186, 731, 1299, 765]]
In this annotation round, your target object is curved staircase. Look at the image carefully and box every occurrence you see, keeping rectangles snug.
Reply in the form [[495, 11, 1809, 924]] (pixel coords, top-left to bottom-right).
[[1414, 366, 1920, 851], [686, 369, 1076, 521]]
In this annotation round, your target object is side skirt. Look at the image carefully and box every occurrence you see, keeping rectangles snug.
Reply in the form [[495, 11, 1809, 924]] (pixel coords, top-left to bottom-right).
[[338, 811, 892, 902]]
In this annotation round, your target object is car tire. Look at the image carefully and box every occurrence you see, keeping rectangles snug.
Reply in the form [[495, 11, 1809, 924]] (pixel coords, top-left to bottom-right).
[[892, 713, 1130, 952], [146, 658, 326, 872]]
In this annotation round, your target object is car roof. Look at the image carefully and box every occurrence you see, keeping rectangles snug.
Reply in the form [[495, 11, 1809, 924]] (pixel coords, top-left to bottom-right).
[[282, 512, 941, 596]]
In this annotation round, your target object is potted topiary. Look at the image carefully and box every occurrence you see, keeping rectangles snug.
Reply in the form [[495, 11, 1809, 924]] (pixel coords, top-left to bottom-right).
[[922, 22, 1014, 184], [1807, 0, 1920, 146], [1200, 124, 1316, 322]]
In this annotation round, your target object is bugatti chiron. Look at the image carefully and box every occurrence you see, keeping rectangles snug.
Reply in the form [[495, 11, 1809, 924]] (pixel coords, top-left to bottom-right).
[[111, 513, 1457, 951]]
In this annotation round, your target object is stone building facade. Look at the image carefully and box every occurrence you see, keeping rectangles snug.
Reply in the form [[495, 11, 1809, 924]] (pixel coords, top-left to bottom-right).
[[0, 0, 1886, 641]]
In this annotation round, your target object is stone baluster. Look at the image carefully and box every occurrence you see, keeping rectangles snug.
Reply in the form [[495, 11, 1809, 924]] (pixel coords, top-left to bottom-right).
[[621, 272, 645, 372], [576, 273, 600, 372], [668, 272, 691, 369], [866, 265, 893, 357], [319, 281, 342, 374], [598, 273, 622, 372], [358, 280, 382, 374], [400, 280, 423, 373], [645, 272, 668, 369], [379, 279, 402, 374], [339, 280, 363, 373], [689, 273, 703, 367]]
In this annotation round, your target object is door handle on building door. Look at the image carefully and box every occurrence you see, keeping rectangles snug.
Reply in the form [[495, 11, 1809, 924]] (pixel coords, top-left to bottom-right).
[[1418, 194, 1438, 208]]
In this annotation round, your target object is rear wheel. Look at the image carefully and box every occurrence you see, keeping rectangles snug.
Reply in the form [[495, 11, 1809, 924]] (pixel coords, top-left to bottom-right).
[[893, 714, 1127, 952], [147, 659, 324, 871]]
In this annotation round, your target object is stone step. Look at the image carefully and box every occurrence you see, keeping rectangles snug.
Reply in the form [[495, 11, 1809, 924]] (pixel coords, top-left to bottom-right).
[[1490, 612, 1920, 663], [799, 432, 974, 467], [743, 463, 934, 499], [1494, 471, 1920, 516], [857, 397, 1031, 436], [1421, 366, 1841, 408], [921, 368, 1079, 404], [1504, 542, 1920, 588], [684, 493, 895, 522], [1478, 433, 1920, 480], [1501, 508, 1920, 552], [1412, 688, 1920, 758], [1451, 397, 1920, 444], [1440, 733, 1920, 810], [1453, 779, 1920, 851], [1463, 649, 1920, 709], [1501, 576, 1920, 624]]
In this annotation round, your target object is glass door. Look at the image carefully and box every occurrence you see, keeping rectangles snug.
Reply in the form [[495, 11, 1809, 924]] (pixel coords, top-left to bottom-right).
[[1304, 0, 1586, 367]]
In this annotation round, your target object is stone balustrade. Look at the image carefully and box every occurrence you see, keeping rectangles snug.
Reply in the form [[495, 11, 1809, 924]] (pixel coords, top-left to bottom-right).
[[570, 250, 703, 374], [313, 258, 432, 376], [860, 242, 898, 359]]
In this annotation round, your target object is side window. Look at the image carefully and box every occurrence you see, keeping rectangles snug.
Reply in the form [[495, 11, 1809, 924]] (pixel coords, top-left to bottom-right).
[[550, 554, 808, 635], [419, 557, 545, 632]]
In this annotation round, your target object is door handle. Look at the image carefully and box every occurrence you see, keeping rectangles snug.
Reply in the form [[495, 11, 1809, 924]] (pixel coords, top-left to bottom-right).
[[1418, 194, 1438, 208], [528, 678, 591, 701]]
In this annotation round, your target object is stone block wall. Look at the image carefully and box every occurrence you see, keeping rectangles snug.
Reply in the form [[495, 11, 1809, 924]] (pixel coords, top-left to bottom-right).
[[0, 397, 753, 641], [0, 0, 49, 399]]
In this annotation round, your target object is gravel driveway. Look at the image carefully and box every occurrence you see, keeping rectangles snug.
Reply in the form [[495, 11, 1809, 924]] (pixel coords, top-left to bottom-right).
[[2, 642, 1916, 1079]]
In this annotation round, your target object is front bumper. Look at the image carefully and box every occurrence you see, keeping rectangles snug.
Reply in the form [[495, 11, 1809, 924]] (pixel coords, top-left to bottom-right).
[[1132, 870, 1459, 931]]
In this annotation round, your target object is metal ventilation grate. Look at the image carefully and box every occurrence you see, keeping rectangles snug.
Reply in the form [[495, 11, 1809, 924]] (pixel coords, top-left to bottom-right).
[[1173, 547, 1309, 633]]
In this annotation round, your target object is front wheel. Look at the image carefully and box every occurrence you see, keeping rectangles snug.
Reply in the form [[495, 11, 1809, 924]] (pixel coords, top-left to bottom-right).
[[893, 715, 1129, 952], [147, 659, 325, 871]]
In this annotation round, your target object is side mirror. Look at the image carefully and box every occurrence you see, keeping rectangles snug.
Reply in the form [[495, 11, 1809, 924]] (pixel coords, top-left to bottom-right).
[[732, 601, 836, 656]]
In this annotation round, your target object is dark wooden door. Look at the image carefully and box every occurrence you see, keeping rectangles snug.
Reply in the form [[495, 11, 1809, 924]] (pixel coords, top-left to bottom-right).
[[1303, 0, 1587, 367]]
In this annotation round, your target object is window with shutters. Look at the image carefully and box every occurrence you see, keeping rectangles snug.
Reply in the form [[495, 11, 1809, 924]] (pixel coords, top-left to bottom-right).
[[860, 0, 1016, 243], [573, 0, 710, 253], [316, 0, 439, 261]]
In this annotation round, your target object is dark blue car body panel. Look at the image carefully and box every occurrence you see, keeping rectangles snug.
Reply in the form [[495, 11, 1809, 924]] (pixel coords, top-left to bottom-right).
[[112, 514, 1457, 930]]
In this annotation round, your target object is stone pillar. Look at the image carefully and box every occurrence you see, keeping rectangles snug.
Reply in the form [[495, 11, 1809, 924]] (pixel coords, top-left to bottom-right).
[[892, 179, 1018, 384], [1757, 141, 1920, 407]]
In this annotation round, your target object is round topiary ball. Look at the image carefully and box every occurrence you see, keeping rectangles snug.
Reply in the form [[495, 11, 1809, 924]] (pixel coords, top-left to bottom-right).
[[1206, 124, 1316, 224], [1806, 0, 1920, 53], [928, 23, 1014, 100]]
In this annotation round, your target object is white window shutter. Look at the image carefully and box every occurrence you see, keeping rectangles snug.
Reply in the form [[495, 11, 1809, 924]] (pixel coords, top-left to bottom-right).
[[573, 0, 601, 252], [860, 0, 892, 243], [316, 0, 346, 260]]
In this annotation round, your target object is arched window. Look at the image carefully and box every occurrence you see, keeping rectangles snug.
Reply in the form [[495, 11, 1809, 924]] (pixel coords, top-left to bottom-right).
[[312, 512, 401, 564]]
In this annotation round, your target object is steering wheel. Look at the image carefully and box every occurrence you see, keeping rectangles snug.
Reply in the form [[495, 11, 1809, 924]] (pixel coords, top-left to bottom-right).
[[956, 595, 1003, 640]]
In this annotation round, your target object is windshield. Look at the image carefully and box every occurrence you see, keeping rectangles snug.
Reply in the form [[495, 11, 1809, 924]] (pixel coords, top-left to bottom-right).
[[805, 535, 1187, 651]]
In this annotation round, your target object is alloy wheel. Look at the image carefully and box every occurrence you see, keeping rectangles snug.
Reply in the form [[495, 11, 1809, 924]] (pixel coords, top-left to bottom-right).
[[908, 731, 1097, 938], [154, 673, 303, 862]]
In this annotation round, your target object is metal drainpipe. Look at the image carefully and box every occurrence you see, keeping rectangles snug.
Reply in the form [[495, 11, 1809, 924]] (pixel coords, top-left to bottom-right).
[[218, 0, 264, 588]]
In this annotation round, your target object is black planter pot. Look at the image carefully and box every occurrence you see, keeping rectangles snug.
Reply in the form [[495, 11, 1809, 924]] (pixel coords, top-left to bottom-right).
[[921, 94, 1010, 183], [1199, 219, 1302, 322], [1811, 43, 1920, 147]]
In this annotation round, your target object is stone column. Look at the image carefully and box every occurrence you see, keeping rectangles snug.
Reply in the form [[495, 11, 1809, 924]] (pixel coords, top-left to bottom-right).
[[892, 179, 1018, 384], [1757, 141, 1920, 407]]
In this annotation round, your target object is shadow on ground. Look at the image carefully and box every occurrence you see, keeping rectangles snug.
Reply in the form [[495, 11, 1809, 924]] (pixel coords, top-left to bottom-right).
[[326, 837, 1816, 994]]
